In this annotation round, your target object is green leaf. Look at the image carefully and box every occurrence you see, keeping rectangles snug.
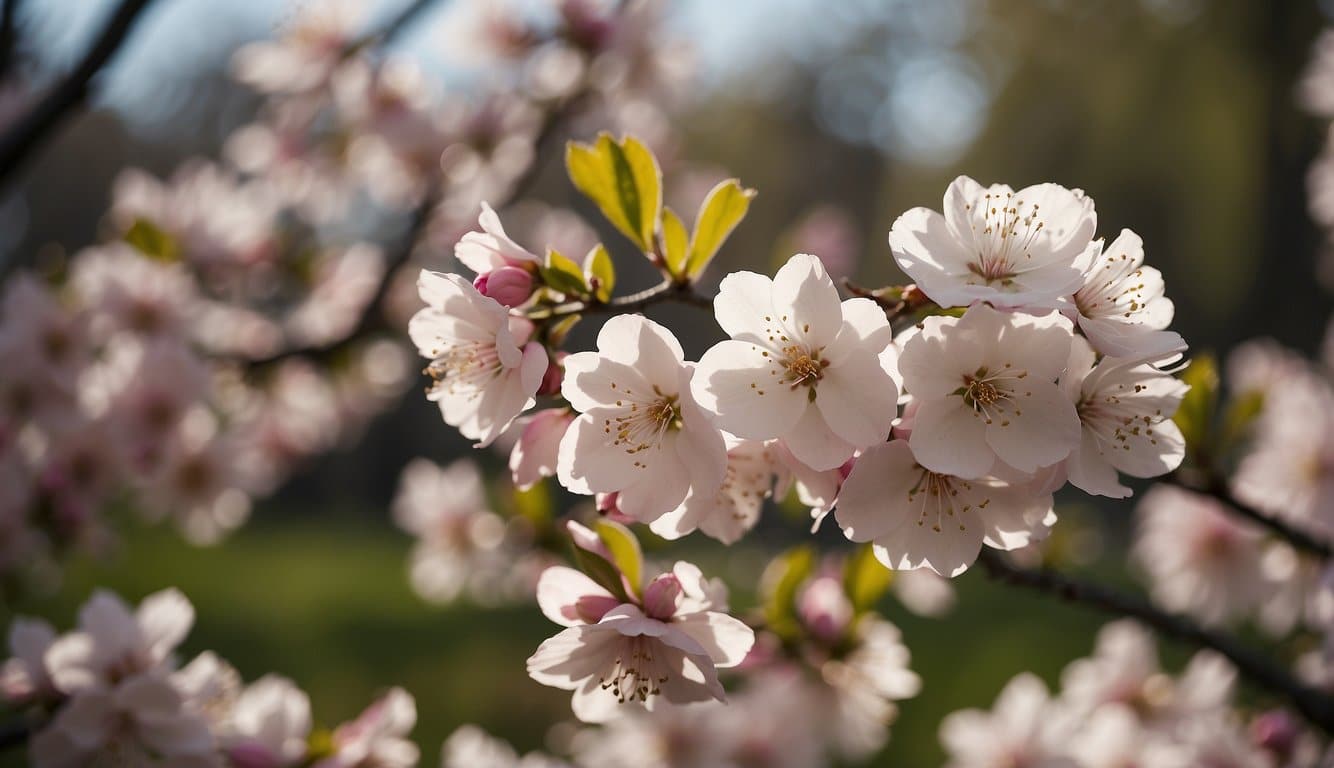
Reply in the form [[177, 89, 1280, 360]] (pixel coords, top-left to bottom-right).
[[546, 314, 581, 347], [1220, 390, 1265, 451], [565, 134, 662, 252], [512, 481, 552, 526], [1172, 354, 1218, 467], [573, 546, 631, 604], [843, 544, 893, 614], [583, 244, 616, 304], [661, 207, 689, 278], [539, 249, 588, 297], [123, 217, 180, 263], [761, 545, 815, 638], [686, 179, 755, 278], [594, 519, 644, 598]]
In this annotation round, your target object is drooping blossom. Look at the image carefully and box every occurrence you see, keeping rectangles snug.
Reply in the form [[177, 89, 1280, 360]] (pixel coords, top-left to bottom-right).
[[1059, 337, 1188, 498], [692, 253, 899, 471], [897, 303, 1081, 478], [527, 560, 754, 723], [889, 175, 1097, 310], [835, 440, 1056, 577], [557, 315, 727, 523], [509, 408, 574, 490], [1068, 229, 1185, 361], [409, 270, 547, 446]]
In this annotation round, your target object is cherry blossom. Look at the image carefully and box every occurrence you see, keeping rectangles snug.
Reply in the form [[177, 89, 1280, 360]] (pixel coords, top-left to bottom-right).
[[939, 673, 1079, 768], [527, 561, 754, 723], [897, 303, 1081, 478], [1069, 229, 1186, 361], [44, 588, 195, 693], [454, 201, 541, 277], [557, 315, 727, 523], [220, 676, 312, 768], [313, 688, 419, 768], [1, 617, 56, 704], [1059, 338, 1188, 498], [409, 270, 547, 447], [834, 440, 1056, 577], [509, 408, 574, 490], [648, 437, 781, 544], [692, 253, 899, 471], [889, 175, 1097, 310]]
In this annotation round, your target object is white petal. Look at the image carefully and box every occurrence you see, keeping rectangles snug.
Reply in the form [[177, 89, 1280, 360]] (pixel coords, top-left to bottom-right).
[[536, 567, 614, 628], [781, 402, 856, 472], [692, 340, 807, 440], [835, 441, 918, 542], [136, 589, 194, 665], [712, 270, 776, 346], [908, 399, 993, 478], [771, 253, 842, 348], [983, 380, 1081, 473], [555, 413, 638, 495], [815, 348, 898, 450]]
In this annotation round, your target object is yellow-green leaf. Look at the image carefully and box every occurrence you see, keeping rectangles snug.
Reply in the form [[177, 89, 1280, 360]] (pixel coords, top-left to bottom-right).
[[686, 179, 755, 278], [760, 545, 815, 639], [1173, 354, 1217, 467], [539, 249, 587, 297], [124, 217, 180, 263], [573, 546, 631, 604], [661, 207, 689, 278], [512, 481, 553, 526], [594, 519, 644, 597], [843, 544, 893, 614], [565, 134, 661, 252], [583, 244, 616, 304]]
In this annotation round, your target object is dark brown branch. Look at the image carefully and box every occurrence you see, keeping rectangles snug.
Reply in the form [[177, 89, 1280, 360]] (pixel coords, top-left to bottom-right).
[[0, 0, 22, 77], [1167, 471, 1332, 560], [342, 0, 443, 58], [976, 549, 1334, 735], [0, 0, 155, 190]]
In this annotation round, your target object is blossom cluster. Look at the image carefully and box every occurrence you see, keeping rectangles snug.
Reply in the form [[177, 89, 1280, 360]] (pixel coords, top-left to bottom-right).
[[413, 172, 1191, 586], [939, 620, 1322, 767], [0, 0, 694, 586], [2, 588, 418, 768]]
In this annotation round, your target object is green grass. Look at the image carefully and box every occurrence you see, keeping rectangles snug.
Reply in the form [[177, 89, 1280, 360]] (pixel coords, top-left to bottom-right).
[[1, 515, 1123, 766]]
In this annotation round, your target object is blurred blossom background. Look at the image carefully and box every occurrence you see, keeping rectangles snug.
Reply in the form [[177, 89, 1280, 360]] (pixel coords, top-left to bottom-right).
[[2, 0, 1331, 765]]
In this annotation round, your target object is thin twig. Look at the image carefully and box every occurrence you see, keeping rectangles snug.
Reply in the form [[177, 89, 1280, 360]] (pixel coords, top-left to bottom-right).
[[0, 0, 155, 190], [0, 0, 22, 78], [1166, 471, 1332, 560], [342, 0, 443, 58], [976, 549, 1334, 735], [528, 280, 714, 321]]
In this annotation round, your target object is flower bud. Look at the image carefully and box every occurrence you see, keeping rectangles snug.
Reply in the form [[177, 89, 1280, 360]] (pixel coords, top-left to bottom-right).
[[643, 573, 682, 620], [538, 354, 565, 397], [798, 574, 853, 642], [473, 266, 533, 307], [1251, 709, 1300, 758], [575, 594, 621, 624]]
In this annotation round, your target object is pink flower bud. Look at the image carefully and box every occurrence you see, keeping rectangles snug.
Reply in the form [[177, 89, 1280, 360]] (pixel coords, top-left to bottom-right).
[[474, 266, 533, 307], [643, 573, 681, 620], [1251, 709, 1300, 758], [798, 575, 853, 642], [538, 354, 565, 396], [595, 492, 635, 525]]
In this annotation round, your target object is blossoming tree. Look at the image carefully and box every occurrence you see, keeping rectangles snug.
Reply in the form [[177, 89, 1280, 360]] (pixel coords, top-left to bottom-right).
[[1, 1, 1333, 766]]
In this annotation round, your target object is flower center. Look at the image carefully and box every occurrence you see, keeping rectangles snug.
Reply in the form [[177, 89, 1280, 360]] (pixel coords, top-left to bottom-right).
[[425, 340, 503, 401], [964, 191, 1045, 284], [603, 385, 682, 461], [957, 366, 1028, 425], [906, 469, 985, 533], [601, 636, 668, 704]]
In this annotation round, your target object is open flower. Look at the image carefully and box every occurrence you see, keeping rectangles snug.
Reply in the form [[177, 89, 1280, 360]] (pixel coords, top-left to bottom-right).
[[455, 201, 541, 275], [557, 315, 727, 523], [1069, 229, 1185, 360], [649, 437, 781, 544], [221, 676, 312, 768], [897, 303, 1081, 478], [409, 270, 547, 447], [939, 673, 1078, 768], [527, 562, 754, 723], [314, 688, 419, 768], [889, 176, 1097, 310], [692, 254, 899, 471], [1060, 338, 1187, 498], [834, 440, 1056, 577], [44, 588, 194, 694]]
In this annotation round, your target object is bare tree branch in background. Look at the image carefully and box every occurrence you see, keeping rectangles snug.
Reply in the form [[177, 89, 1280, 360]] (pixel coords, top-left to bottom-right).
[[0, 0, 156, 194], [976, 548, 1334, 736]]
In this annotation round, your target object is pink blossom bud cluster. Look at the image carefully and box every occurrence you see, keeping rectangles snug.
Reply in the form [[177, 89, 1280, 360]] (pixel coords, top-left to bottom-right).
[[1, 588, 419, 768]]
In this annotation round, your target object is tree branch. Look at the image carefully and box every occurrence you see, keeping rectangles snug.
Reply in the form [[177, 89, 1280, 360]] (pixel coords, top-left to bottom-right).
[[1166, 471, 1332, 560], [342, 0, 443, 58], [527, 280, 714, 321], [0, 0, 22, 78], [0, 0, 155, 190], [976, 549, 1334, 735]]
